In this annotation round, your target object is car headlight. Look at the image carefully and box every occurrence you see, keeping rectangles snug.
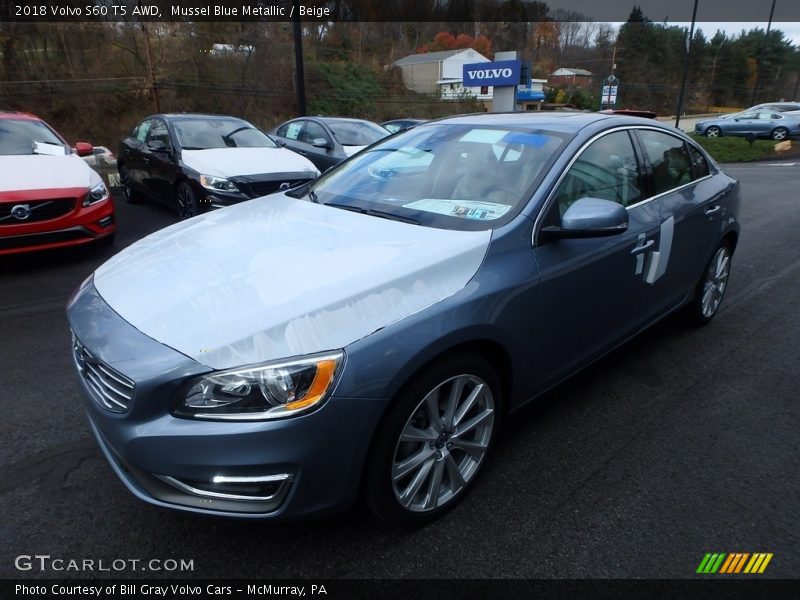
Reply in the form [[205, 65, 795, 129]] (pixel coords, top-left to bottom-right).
[[174, 351, 343, 420], [199, 174, 239, 193], [83, 181, 109, 207]]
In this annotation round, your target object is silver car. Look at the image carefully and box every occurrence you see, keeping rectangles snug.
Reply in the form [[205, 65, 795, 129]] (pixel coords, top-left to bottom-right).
[[695, 110, 800, 140], [68, 113, 741, 524]]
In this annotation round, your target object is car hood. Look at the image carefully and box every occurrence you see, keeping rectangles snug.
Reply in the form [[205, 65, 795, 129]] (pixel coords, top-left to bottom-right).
[[181, 147, 319, 178], [0, 155, 100, 193], [93, 195, 492, 370]]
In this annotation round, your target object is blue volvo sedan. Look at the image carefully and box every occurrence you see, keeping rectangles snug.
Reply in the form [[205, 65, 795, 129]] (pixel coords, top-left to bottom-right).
[[67, 113, 740, 524]]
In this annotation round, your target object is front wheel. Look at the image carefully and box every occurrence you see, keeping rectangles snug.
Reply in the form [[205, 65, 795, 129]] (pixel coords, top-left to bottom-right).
[[363, 354, 501, 525], [119, 165, 141, 204], [771, 127, 789, 141], [705, 126, 721, 138], [685, 241, 732, 326], [176, 182, 201, 220]]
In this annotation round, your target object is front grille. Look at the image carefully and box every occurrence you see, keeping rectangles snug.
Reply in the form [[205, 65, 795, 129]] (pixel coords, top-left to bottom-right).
[[0, 228, 90, 250], [245, 178, 312, 198], [71, 332, 134, 413], [0, 198, 76, 225]]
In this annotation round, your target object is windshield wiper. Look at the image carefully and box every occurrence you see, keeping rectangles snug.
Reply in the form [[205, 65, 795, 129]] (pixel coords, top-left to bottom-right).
[[324, 202, 419, 225]]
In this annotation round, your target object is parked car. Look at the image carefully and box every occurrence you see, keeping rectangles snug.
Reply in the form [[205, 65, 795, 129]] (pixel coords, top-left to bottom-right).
[[694, 110, 800, 140], [68, 112, 740, 524], [0, 111, 115, 255], [747, 102, 800, 113], [381, 118, 427, 133], [269, 116, 390, 171], [80, 145, 116, 167], [118, 113, 320, 219]]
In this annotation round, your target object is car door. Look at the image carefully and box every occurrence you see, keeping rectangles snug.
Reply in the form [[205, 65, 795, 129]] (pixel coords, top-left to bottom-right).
[[728, 111, 757, 136], [532, 129, 664, 386], [299, 120, 340, 171], [275, 120, 307, 155], [635, 129, 730, 307], [120, 119, 153, 191], [142, 118, 180, 203]]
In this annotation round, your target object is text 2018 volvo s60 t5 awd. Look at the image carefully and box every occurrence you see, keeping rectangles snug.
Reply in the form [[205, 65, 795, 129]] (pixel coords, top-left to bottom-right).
[[68, 112, 740, 523]]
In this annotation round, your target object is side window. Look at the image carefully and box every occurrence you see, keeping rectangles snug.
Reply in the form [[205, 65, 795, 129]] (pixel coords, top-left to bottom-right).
[[135, 120, 152, 143], [146, 119, 171, 149], [276, 124, 289, 137], [687, 143, 710, 179], [553, 130, 642, 215], [638, 130, 693, 196], [284, 121, 304, 141], [302, 121, 329, 144]]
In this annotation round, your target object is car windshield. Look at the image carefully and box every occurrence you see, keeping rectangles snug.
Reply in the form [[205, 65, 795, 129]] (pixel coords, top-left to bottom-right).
[[0, 119, 67, 155], [306, 123, 567, 231], [325, 119, 389, 146], [172, 118, 277, 150]]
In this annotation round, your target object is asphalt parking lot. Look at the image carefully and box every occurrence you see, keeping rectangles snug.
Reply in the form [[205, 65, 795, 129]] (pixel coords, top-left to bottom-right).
[[1, 163, 798, 580]]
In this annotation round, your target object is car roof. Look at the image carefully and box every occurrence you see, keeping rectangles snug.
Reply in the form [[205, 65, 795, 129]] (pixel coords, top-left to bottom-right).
[[0, 111, 41, 121], [157, 113, 248, 121], [418, 111, 661, 135]]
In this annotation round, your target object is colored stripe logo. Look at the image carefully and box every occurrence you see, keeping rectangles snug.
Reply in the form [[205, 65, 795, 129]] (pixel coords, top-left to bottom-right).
[[696, 553, 773, 574]]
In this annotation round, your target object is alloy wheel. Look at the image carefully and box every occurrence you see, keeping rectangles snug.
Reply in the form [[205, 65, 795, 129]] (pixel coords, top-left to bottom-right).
[[177, 186, 196, 220], [772, 127, 789, 141], [701, 246, 731, 318], [391, 374, 495, 513], [706, 127, 721, 138]]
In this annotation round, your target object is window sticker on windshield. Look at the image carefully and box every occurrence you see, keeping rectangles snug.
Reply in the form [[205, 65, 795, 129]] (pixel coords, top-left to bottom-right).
[[405, 199, 511, 220], [32, 141, 68, 156], [459, 129, 508, 144]]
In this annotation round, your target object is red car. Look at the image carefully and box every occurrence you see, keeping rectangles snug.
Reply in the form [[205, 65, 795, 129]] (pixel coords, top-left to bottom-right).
[[0, 111, 115, 255]]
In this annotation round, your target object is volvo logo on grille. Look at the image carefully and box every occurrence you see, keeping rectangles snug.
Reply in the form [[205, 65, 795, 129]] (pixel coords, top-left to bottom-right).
[[10, 204, 32, 220], [278, 182, 291, 191]]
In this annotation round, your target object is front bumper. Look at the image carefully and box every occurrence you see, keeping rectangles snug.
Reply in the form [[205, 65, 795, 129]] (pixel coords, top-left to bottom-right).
[[67, 281, 385, 519], [0, 197, 114, 255]]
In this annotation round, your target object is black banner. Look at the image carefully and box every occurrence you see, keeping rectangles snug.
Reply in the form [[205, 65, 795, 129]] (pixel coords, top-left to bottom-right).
[[4, 579, 800, 600], [2, 0, 800, 23]]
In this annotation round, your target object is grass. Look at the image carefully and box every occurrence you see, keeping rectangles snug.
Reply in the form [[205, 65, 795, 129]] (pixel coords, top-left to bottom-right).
[[688, 133, 779, 163]]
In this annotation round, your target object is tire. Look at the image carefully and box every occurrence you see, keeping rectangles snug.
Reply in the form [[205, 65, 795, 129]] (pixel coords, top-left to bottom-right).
[[771, 127, 789, 141], [705, 126, 721, 138], [685, 241, 733, 326], [363, 353, 502, 525], [176, 182, 201, 220], [118, 165, 141, 204]]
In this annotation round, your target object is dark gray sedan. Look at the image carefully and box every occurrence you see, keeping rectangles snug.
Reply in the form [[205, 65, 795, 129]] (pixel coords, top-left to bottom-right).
[[67, 113, 740, 524], [269, 116, 389, 171], [695, 110, 800, 140]]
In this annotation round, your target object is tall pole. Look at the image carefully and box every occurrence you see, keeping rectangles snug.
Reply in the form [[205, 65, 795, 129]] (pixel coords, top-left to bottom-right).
[[674, 0, 699, 129], [750, 0, 777, 106], [292, 0, 306, 116]]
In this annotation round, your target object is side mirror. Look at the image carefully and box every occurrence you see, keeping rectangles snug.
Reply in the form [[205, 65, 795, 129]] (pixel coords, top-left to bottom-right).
[[541, 197, 629, 240], [312, 137, 331, 149], [74, 142, 93, 157], [146, 139, 169, 153], [275, 139, 287, 147]]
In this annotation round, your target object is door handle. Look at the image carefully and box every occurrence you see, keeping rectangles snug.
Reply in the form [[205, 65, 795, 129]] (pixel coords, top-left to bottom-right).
[[631, 239, 655, 255], [298, 150, 307, 155], [704, 205, 721, 216], [143, 157, 150, 165]]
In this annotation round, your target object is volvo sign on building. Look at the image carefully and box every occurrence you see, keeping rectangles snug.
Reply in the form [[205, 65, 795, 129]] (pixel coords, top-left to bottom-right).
[[463, 60, 521, 87]]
